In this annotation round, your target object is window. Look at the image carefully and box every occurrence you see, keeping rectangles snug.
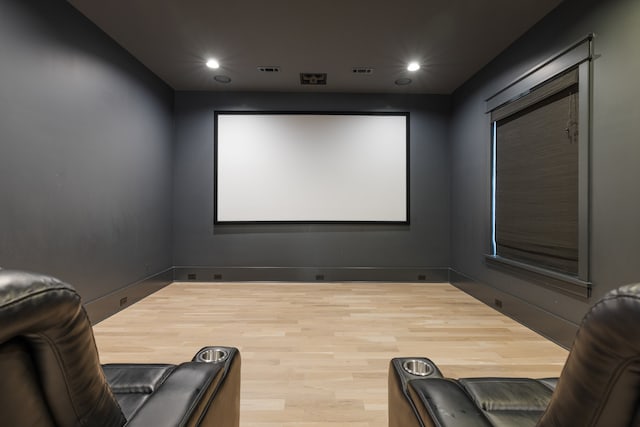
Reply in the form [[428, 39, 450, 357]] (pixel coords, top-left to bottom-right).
[[486, 36, 592, 297]]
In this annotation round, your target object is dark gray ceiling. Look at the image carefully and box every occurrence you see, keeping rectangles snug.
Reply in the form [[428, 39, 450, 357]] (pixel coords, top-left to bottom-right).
[[68, 0, 562, 94]]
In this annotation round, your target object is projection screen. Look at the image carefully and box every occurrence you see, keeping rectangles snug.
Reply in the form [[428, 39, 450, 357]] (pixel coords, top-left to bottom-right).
[[214, 112, 409, 223]]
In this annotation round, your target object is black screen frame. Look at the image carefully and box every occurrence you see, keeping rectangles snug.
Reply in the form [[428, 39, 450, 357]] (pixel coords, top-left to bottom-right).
[[213, 110, 410, 225]]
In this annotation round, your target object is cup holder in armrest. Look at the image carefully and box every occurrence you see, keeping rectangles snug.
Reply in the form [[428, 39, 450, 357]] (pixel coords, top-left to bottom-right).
[[402, 359, 434, 377], [390, 357, 442, 393], [195, 347, 230, 363]]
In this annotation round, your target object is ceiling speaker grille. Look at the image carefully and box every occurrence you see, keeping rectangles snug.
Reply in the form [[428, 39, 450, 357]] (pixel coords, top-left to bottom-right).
[[300, 73, 327, 85]]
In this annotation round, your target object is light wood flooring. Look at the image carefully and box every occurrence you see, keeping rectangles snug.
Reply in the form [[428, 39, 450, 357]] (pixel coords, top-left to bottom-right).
[[93, 282, 569, 427]]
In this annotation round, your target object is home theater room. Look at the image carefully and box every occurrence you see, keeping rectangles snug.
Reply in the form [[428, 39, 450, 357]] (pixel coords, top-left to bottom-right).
[[2, 0, 640, 426]]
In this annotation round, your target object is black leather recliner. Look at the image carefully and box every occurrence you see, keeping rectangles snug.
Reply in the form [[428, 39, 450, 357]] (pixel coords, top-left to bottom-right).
[[389, 284, 640, 427], [0, 270, 241, 427]]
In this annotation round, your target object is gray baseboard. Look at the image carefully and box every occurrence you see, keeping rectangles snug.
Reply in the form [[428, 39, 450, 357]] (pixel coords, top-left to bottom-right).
[[172, 266, 449, 283], [449, 269, 578, 349], [84, 267, 174, 324]]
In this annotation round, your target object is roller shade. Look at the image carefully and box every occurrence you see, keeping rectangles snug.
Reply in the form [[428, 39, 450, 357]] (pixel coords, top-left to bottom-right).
[[494, 72, 579, 275]]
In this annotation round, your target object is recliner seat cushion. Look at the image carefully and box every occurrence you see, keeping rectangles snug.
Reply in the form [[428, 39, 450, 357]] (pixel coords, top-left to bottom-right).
[[103, 364, 176, 420], [460, 378, 555, 427], [407, 377, 558, 427]]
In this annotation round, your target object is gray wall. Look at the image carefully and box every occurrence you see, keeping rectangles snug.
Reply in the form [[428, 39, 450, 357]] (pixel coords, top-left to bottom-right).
[[173, 92, 451, 273], [0, 1, 174, 302], [4, 0, 637, 336], [450, 0, 640, 325]]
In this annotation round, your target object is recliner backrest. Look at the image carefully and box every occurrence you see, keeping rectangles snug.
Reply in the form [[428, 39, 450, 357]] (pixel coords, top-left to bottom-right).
[[538, 284, 640, 426], [0, 270, 126, 427], [0, 337, 56, 426]]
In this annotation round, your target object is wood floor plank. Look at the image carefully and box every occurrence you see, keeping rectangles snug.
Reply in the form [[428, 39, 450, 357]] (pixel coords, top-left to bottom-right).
[[93, 282, 568, 427]]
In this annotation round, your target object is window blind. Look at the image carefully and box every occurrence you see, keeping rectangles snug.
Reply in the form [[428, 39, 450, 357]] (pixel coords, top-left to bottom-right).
[[494, 70, 579, 275]]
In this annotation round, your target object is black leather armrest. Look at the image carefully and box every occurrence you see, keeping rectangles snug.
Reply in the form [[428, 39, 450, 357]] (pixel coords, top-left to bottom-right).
[[105, 350, 241, 427], [408, 378, 493, 427], [124, 362, 225, 427]]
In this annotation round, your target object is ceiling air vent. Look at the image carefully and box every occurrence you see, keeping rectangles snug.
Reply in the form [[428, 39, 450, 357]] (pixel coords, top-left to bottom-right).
[[352, 67, 374, 74], [300, 73, 327, 85], [258, 66, 281, 72]]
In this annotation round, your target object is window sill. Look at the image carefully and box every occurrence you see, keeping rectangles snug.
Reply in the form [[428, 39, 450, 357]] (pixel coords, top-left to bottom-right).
[[484, 254, 591, 300]]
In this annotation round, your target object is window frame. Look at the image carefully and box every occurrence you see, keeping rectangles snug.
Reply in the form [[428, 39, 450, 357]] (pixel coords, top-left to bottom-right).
[[484, 35, 593, 299]]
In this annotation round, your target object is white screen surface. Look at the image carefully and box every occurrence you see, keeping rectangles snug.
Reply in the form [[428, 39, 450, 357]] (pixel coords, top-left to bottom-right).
[[215, 113, 408, 223]]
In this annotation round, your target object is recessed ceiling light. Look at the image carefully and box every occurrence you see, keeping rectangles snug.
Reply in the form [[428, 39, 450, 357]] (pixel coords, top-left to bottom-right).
[[206, 58, 220, 69], [214, 75, 231, 83], [407, 62, 420, 72], [395, 78, 412, 86]]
